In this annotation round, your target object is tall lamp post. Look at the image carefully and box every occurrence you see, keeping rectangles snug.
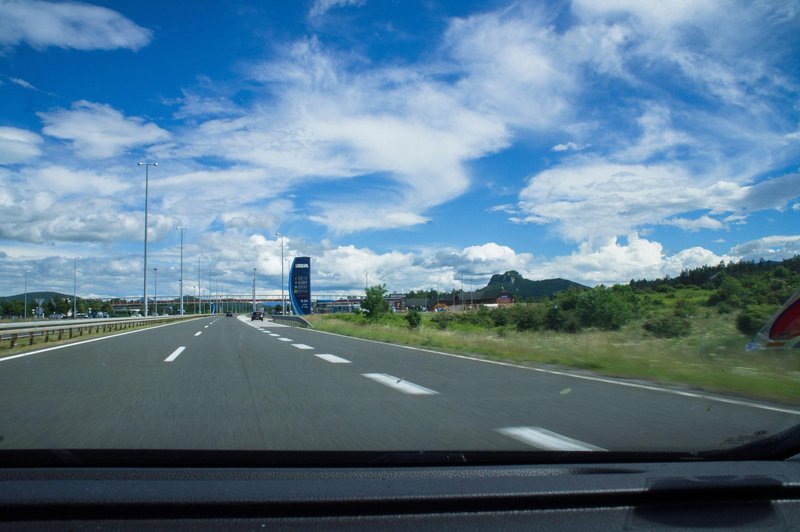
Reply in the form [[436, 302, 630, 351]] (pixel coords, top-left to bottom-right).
[[153, 267, 158, 316], [252, 268, 257, 312], [176, 226, 187, 315], [24, 269, 29, 320], [276, 232, 284, 314], [73, 256, 80, 319], [138, 161, 158, 317]]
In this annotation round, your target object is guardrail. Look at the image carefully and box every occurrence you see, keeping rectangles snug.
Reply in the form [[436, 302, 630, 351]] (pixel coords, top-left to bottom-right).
[[270, 315, 313, 328], [1, 315, 206, 350]]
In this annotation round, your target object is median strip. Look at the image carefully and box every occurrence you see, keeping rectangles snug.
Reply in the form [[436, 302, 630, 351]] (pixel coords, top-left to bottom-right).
[[497, 426, 605, 451], [164, 346, 186, 362], [361, 373, 438, 395]]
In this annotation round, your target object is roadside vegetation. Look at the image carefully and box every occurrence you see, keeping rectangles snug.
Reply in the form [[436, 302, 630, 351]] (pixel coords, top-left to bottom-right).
[[309, 257, 800, 404]]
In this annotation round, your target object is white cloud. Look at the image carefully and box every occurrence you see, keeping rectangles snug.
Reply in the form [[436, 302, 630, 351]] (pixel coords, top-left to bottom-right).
[[9, 77, 36, 90], [0, 0, 151, 51], [551, 142, 585, 152], [309, 0, 366, 19], [535, 234, 729, 286], [663, 215, 725, 232], [518, 162, 800, 242], [0, 126, 42, 164], [729, 235, 800, 262], [38, 101, 170, 159]]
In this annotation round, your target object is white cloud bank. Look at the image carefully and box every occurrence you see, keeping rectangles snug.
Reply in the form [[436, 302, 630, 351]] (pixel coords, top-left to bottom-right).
[[38, 101, 170, 159], [0, 0, 151, 51]]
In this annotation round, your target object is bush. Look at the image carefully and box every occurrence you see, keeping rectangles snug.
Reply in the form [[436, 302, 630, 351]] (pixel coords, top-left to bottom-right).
[[405, 309, 421, 329], [643, 314, 691, 338], [735, 306, 773, 336], [576, 287, 632, 330]]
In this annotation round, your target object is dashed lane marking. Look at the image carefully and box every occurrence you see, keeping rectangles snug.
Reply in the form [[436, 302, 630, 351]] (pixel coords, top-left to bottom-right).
[[361, 373, 438, 395], [164, 346, 186, 362], [497, 426, 605, 451], [194, 331, 202, 337], [315, 354, 351, 364], [278, 337, 292, 342], [292, 344, 314, 350]]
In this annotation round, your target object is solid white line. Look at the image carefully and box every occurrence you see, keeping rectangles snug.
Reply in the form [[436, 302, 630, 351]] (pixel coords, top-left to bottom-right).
[[362, 373, 438, 395], [497, 426, 606, 451], [194, 331, 202, 336], [306, 329, 800, 416], [315, 354, 351, 364], [164, 346, 186, 362], [292, 344, 314, 350], [0, 317, 207, 363], [278, 337, 292, 342]]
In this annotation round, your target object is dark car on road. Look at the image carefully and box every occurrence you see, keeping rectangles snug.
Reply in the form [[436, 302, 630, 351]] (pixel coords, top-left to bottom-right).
[[251, 311, 263, 321], [226, 311, 233, 317]]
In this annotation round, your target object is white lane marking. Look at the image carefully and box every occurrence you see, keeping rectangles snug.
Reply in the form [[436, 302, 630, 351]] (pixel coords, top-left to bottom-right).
[[316, 354, 351, 364], [269, 333, 280, 337], [307, 329, 800, 416], [194, 331, 202, 337], [204, 325, 209, 328], [291, 344, 314, 350], [497, 426, 606, 451], [164, 346, 186, 362], [278, 337, 292, 342], [0, 317, 207, 363], [362, 373, 438, 395]]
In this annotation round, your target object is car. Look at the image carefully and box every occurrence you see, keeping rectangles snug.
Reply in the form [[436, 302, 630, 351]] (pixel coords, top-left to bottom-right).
[[226, 311, 233, 317], [251, 311, 263, 321]]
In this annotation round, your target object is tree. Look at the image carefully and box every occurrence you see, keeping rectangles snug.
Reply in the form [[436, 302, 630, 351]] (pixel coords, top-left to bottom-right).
[[362, 284, 389, 320]]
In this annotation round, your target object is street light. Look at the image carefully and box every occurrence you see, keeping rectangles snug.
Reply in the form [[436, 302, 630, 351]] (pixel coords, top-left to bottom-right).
[[154, 267, 158, 316], [252, 268, 257, 312], [176, 226, 187, 315], [364, 269, 368, 291], [23, 269, 29, 320], [73, 257, 80, 319], [138, 161, 158, 317], [276, 232, 284, 314]]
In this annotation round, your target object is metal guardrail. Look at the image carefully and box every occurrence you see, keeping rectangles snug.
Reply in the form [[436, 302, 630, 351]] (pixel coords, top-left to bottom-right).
[[0, 315, 206, 350]]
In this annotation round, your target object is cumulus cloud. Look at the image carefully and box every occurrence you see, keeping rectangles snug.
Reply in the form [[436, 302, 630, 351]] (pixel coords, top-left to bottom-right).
[[534, 234, 730, 286], [729, 235, 800, 262], [518, 163, 800, 242], [38, 101, 170, 159], [0, 0, 151, 51], [0, 127, 42, 164]]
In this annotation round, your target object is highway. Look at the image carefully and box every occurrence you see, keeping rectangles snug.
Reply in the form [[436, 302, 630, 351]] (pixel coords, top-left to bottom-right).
[[0, 315, 797, 452]]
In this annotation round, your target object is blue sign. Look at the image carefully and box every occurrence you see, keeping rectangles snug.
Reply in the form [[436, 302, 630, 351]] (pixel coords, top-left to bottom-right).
[[289, 256, 311, 315]]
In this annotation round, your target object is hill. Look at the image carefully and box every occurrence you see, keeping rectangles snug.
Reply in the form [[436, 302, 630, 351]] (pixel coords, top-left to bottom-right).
[[0, 291, 75, 303], [480, 271, 587, 300]]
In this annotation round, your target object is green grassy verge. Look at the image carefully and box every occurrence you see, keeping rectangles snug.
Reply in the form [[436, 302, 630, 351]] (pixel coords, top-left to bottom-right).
[[308, 312, 800, 405]]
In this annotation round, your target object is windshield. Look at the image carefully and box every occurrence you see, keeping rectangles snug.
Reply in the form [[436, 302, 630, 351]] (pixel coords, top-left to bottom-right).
[[0, 0, 799, 460]]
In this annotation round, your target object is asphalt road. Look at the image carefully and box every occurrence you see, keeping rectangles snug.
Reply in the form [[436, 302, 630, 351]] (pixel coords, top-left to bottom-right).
[[0, 315, 797, 452]]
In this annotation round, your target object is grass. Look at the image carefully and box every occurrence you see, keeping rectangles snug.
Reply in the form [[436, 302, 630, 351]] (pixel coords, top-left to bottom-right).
[[308, 311, 800, 405]]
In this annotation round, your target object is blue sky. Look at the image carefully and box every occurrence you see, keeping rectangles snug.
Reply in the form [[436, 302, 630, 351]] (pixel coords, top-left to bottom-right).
[[1, 0, 799, 299]]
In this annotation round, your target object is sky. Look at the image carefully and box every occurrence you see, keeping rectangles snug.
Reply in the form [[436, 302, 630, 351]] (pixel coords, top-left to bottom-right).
[[0, 0, 799, 300]]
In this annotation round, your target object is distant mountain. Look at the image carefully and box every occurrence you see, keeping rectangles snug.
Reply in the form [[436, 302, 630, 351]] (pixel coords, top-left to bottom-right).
[[479, 271, 587, 299], [0, 291, 74, 303]]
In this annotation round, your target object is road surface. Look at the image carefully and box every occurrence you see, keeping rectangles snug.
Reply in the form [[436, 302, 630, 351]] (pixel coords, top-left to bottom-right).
[[0, 315, 797, 452]]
